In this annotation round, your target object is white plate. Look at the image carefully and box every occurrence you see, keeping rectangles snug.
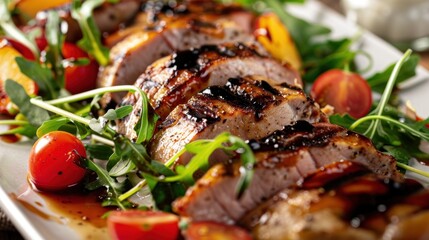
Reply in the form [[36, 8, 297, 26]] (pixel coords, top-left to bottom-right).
[[1, 1, 429, 239]]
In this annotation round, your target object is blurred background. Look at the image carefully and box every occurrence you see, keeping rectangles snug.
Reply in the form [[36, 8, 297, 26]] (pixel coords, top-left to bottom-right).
[[320, 0, 429, 70]]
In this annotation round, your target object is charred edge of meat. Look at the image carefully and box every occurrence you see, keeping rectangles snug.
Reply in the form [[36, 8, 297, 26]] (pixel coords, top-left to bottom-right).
[[166, 43, 261, 73], [142, 0, 247, 23], [247, 120, 342, 152], [158, 77, 286, 129]]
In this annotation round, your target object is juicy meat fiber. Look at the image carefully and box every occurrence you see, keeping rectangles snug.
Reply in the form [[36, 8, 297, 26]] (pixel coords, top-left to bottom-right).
[[117, 43, 301, 139], [241, 161, 427, 240], [172, 121, 401, 224], [149, 78, 324, 165]]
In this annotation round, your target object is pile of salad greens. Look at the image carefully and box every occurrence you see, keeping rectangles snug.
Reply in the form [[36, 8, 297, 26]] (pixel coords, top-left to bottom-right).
[[1, 0, 429, 212]]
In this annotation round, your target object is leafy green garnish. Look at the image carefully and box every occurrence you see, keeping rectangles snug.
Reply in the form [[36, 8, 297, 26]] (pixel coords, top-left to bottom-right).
[[5, 80, 50, 126], [15, 57, 60, 100], [71, 0, 110, 66], [331, 50, 429, 174], [158, 132, 254, 198], [367, 54, 420, 93], [45, 10, 66, 88]]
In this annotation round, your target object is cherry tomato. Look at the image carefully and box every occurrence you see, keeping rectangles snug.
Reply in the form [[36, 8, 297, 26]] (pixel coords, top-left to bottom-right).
[[62, 43, 99, 94], [311, 69, 372, 118], [107, 210, 179, 240], [28, 131, 87, 191], [185, 221, 252, 240], [1, 37, 36, 60]]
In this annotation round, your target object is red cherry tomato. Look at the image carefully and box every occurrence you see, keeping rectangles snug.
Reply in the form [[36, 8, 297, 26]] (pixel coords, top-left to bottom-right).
[[311, 69, 372, 118], [1, 38, 36, 60], [185, 221, 252, 240], [107, 210, 179, 240], [62, 43, 99, 94], [28, 131, 87, 191]]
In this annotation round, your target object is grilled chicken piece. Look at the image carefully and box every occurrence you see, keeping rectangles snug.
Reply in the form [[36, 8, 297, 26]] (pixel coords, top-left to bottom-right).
[[117, 43, 301, 138], [104, 0, 254, 47], [240, 161, 428, 240], [98, 13, 256, 102], [149, 78, 322, 165], [172, 121, 401, 224]]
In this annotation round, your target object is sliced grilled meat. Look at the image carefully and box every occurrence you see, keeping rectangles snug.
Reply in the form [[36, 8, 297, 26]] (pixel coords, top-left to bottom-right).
[[148, 78, 322, 165], [117, 43, 301, 138], [172, 121, 401, 224], [104, 0, 254, 46], [98, 15, 255, 102], [240, 161, 428, 240]]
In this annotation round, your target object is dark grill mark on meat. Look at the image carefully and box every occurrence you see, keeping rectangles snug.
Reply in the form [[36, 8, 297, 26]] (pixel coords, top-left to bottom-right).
[[185, 100, 220, 125], [248, 120, 340, 153]]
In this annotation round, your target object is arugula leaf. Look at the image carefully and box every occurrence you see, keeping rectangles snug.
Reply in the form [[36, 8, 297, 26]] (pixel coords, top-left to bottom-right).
[[86, 144, 114, 160], [45, 10, 65, 88], [163, 132, 255, 198], [103, 105, 133, 120], [15, 57, 60, 99], [71, 0, 110, 66], [0, 125, 37, 138], [5, 80, 50, 126], [367, 54, 420, 93], [36, 117, 70, 137], [83, 158, 127, 208]]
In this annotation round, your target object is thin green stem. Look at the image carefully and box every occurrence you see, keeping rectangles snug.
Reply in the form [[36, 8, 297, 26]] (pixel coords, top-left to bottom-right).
[[0, 120, 29, 126], [397, 162, 429, 179], [45, 85, 137, 105], [368, 49, 412, 139], [118, 179, 147, 202], [91, 134, 114, 146], [31, 98, 91, 125]]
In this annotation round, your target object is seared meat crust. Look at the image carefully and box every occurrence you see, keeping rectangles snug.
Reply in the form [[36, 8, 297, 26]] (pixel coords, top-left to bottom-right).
[[241, 161, 426, 240], [149, 78, 323, 165], [172, 121, 401, 224], [117, 43, 301, 139]]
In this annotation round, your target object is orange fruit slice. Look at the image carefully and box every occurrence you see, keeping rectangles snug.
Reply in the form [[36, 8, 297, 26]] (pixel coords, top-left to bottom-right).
[[0, 41, 38, 114]]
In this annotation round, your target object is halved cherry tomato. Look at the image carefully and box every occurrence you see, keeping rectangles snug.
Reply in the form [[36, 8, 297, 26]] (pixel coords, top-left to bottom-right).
[[311, 69, 372, 119], [62, 43, 99, 94], [185, 221, 252, 240], [28, 131, 87, 191], [107, 210, 179, 240]]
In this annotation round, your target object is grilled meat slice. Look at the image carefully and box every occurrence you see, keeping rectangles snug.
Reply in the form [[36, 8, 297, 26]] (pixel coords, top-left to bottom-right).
[[172, 121, 401, 224], [105, 0, 254, 46], [240, 161, 428, 240], [117, 43, 301, 138], [98, 16, 255, 102], [148, 78, 323, 165]]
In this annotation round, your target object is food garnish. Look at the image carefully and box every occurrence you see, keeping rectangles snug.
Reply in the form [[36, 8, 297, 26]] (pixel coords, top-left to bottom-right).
[[0, 0, 428, 239]]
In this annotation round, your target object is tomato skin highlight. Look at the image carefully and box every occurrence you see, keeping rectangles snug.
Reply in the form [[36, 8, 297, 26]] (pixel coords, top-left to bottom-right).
[[28, 131, 87, 191], [185, 221, 253, 240], [311, 69, 372, 119], [62, 43, 99, 94], [107, 210, 179, 240]]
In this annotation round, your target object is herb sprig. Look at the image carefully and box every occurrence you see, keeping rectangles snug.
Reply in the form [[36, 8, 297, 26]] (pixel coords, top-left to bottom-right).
[[71, 0, 111, 66], [331, 50, 429, 177]]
